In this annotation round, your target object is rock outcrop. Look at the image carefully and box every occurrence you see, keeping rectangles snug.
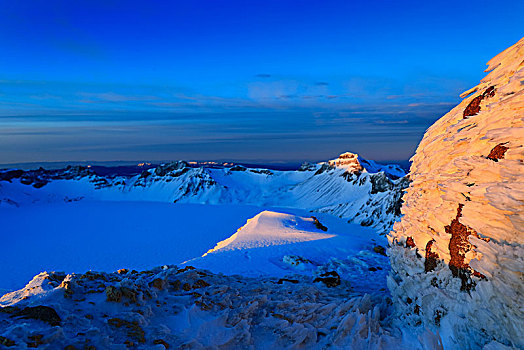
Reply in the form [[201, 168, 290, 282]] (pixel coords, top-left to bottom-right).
[[388, 37, 524, 348], [328, 152, 363, 174]]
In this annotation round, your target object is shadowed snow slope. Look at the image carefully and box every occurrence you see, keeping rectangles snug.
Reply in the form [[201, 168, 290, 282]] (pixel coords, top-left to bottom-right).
[[0, 202, 265, 291], [388, 37, 524, 349]]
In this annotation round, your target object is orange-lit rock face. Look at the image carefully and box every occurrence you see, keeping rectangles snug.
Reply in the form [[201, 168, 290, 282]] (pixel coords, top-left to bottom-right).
[[328, 152, 363, 174], [388, 37, 524, 348]]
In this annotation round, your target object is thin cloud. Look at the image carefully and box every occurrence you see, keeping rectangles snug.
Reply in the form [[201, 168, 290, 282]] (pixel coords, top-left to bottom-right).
[[78, 92, 160, 102]]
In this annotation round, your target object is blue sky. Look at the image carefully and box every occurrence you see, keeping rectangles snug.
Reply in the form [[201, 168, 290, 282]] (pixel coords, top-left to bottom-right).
[[0, 0, 522, 165]]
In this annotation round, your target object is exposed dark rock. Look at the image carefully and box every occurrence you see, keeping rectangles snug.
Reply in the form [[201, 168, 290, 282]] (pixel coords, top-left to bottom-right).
[[81, 271, 108, 282], [434, 310, 443, 326], [27, 334, 44, 348], [0, 169, 24, 182], [313, 271, 341, 287], [229, 165, 247, 171], [414, 305, 420, 315], [105, 286, 122, 302], [150, 278, 166, 290], [44, 272, 66, 286], [424, 240, 439, 273], [277, 278, 299, 284], [369, 173, 393, 194], [0, 336, 16, 347], [373, 245, 386, 256], [405, 237, 416, 248], [487, 143, 509, 161], [311, 216, 328, 231], [121, 287, 138, 303], [12, 306, 61, 326], [445, 204, 490, 291], [249, 169, 273, 175], [154, 161, 188, 176], [193, 279, 210, 289], [154, 339, 170, 349], [139, 170, 151, 178], [1, 166, 97, 188], [463, 86, 496, 118], [314, 163, 335, 175], [176, 266, 196, 274], [108, 318, 146, 344], [341, 171, 355, 182], [297, 162, 316, 171], [360, 218, 373, 227]]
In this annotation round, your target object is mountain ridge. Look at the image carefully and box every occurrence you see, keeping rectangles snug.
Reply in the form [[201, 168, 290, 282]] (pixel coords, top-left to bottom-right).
[[0, 152, 409, 234]]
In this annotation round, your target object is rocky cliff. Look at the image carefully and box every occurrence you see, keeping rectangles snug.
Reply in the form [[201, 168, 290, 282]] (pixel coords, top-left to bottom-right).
[[388, 38, 524, 348]]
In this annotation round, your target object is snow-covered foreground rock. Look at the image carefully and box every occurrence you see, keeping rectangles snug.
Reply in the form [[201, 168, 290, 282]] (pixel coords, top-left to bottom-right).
[[388, 37, 524, 349], [0, 266, 423, 350]]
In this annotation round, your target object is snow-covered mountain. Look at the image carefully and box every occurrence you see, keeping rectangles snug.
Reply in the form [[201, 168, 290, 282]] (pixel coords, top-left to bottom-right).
[[388, 37, 524, 349], [0, 152, 408, 234]]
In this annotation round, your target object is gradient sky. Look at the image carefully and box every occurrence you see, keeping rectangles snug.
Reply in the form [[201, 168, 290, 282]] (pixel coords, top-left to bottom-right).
[[0, 0, 522, 165]]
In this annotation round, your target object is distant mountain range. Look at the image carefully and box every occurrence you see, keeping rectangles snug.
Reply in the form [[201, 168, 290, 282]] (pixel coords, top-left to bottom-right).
[[0, 152, 409, 234]]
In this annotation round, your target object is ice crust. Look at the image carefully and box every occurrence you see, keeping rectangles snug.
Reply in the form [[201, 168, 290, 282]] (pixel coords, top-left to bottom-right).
[[388, 37, 524, 349]]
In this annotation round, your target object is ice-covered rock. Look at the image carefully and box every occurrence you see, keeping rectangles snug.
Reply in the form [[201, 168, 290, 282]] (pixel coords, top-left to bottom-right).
[[388, 37, 524, 349]]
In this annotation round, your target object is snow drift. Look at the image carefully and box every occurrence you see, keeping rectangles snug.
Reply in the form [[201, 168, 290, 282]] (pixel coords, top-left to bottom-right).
[[388, 37, 524, 349]]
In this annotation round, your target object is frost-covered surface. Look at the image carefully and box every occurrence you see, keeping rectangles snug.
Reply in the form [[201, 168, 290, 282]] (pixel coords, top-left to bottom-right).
[[0, 152, 408, 234], [0, 266, 418, 350], [388, 37, 524, 349]]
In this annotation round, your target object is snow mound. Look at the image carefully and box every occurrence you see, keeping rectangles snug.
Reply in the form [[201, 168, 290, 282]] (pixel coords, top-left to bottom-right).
[[388, 37, 524, 349], [203, 211, 335, 254], [188, 211, 391, 296]]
